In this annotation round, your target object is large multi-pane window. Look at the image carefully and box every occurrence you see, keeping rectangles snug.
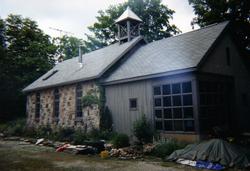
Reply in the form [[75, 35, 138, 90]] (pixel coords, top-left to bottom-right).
[[35, 92, 40, 120], [199, 81, 230, 133], [76, 84, 83, 117], [153, 81, 194, 132], [54, 89, 60, 118]]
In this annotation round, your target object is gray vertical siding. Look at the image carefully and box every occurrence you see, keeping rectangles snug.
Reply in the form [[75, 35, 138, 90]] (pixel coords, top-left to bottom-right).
[[105, 73, 198, 136], [201, 34, 250, 131], [105, 79, 153, 136]]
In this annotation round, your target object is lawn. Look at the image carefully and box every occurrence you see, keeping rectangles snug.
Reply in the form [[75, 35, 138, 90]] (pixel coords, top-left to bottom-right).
[[0, 140, 183, 171]]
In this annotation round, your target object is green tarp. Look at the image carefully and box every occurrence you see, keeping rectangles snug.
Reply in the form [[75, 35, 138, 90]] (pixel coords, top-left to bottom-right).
[[167, 139, 250, 168]]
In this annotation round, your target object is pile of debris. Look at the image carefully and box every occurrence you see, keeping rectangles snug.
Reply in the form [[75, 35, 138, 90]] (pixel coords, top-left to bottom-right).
[[109, 146, 143, 160]]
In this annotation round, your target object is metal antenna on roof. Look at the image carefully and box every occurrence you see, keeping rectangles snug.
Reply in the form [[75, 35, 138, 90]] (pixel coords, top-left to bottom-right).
[[49, 27, 74, 37]]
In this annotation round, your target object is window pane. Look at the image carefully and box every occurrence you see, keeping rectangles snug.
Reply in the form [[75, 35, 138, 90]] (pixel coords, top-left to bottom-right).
[[183, 95, 193, 106], [174, 120, 183, 131], [164, 109, 172, 119], [155, 121, 163, 130], [173, 108, 182, 118], [154, 98, 162, 107], [172, 83, 181, 94], [163, 96, 171, 107], [130, 99, 137, 109], [183, 107, 193, 118], [154, 86, 161, 95], [155, 109, 162, 118], [173, 96, 181, 106], [182, 82, 192, 93], [163, 85, 171, 95], [164, 120, 173, 131], [77, 91, 82, 97], [184, 120, 194, 131]]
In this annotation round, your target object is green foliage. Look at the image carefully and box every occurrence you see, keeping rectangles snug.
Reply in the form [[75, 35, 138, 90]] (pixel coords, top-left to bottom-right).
[[82, 89, 99, 108], [0, 119, 26, 136], [0, 15, 57, 120], [133, 114, 153, 144], [86, 0, 180, 49], [152, 139, 186, 158], [54, 35, 85, 60], [100, 106, 113, 131], [112, 133, 130, 148], [188, 0, 250, 52], [55, 127, 75, 142], [72, 129, 87, 145], [87, 129, 117, 141]]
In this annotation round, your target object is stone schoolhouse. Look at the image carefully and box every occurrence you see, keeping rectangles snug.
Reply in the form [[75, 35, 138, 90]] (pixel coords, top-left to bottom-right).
[[23, 8, 250, 142]]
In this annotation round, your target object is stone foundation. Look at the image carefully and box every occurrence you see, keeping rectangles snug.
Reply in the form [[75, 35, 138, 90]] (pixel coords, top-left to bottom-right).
[[26, 81, 100, 132]]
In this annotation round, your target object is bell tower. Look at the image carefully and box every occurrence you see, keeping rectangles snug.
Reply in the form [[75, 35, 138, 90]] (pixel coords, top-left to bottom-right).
[[115, 7, 142, 43]]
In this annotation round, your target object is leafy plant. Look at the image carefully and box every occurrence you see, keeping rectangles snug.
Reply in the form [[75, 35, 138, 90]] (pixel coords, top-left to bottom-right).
[[100, 107, 113, 131], [82, 90, 99, 108], [112, 133, 130, 148], [133, 114, 153, 144], [73, 129, 87, 145], [152, 139, 186, 158]]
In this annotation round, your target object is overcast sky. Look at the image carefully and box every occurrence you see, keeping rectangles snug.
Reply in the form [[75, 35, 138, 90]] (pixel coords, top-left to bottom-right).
[[1, 0, 196, 39]]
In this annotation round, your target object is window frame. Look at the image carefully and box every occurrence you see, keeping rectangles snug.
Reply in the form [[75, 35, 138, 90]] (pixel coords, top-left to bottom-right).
[[35, 92, 40, 121], [53, 88, 60, 120], [129, 98, 138, 111], [75, 84, 83, 118], [153, 81, 195, 133]]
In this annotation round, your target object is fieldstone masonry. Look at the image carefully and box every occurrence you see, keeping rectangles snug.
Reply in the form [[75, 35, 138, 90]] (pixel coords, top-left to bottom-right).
[[26, 81, 100, 132]]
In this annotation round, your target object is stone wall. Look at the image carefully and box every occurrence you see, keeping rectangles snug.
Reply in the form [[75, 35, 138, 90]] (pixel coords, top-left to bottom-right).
[[26, 81, 100, 132]]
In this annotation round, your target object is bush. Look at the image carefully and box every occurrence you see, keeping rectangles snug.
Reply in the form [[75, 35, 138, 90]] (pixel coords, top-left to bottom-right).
[[73, 129, 87, 144], [152, 139, 186, 158], [133, 114, 153, 144], [112, 133, 130, 148], [36, 125, 53, 138], [100, 107, 113, 131], [2, 119, 26, 136], [87, 129, 116, 141], [55, 127, 75, 142]]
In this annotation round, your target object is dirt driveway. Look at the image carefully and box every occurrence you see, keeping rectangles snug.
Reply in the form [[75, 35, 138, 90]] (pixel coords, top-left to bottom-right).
[[0, 140, 200, 171]]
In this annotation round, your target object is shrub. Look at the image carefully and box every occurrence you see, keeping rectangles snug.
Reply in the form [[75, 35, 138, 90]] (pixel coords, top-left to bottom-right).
[[133, 114, 153, 144], [112, 133, 130, 148], [55, 127, 75, 142], [152, 139, 186, 158], [82, 91, 99, 108], [87, 129, 116, 141], [73, 129, 87, 144], [36, 125, 53, 138], [100, 107, 113, 131], [3, 119, 26, 136]]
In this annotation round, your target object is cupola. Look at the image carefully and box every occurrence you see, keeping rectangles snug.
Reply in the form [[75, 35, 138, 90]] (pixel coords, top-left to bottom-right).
[[115, 7, 142, 43]]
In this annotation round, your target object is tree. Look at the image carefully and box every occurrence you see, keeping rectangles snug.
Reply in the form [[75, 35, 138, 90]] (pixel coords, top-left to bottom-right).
[[86, 0, 180, 50], [0, 14, 57, 121], [54, 35, 84, 60], [188, 0, 250, 52]]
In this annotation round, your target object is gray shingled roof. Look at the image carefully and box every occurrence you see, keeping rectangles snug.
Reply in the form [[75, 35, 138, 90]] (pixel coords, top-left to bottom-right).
[[23, 36, 143, 92], [104, 21, 229, 83]]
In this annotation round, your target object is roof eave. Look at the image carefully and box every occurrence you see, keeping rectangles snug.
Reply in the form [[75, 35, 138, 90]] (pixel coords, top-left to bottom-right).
[[102, 67, 197, 85]]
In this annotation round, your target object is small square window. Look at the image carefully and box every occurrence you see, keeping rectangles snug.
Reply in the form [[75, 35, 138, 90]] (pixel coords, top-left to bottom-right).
[[184, 120, 194, 131], [174, 120, 183, 131], [129, 98, 137, 110], [173, 108, 182, 118]]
